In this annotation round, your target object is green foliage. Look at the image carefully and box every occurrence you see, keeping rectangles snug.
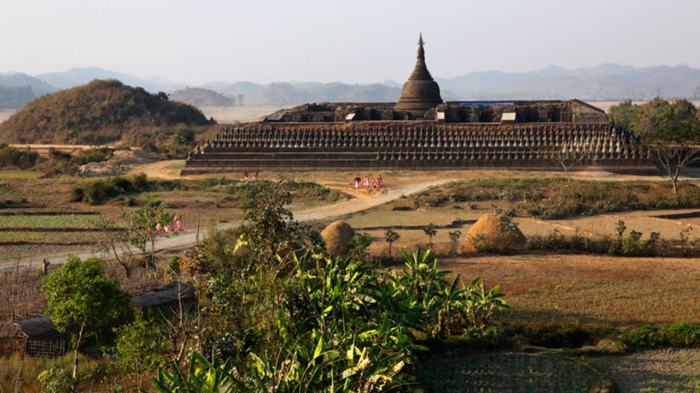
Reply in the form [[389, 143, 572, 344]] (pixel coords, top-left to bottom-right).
[[132, 172, 149, 192], [139, 180, 509, 393], [384, 228, 400, 258], [142, 350, 241, 393], [110, 311, 169, 385], [243, 180, 294, 261], [41, 256, 131, 333], [622, 323, 700, 349], [69, 147, 114, 165], [41, 256, 131, 379], [71, 176, 136, 205], [608, 99, 643, 129], [36, 366, 77, 393], [448, 230, 461, 255], [122, 204, 177, 263], [0, 143, 41, 169], [0, 79, 213, 145], [423, 223, 437, 248], [348, 232, 372, 262]]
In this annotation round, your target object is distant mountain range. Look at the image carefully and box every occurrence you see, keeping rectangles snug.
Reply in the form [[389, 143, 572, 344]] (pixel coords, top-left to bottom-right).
[[2, 64, 700, 109]]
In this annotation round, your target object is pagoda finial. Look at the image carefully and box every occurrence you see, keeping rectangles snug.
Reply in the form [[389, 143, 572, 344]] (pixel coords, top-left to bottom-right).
[[417, 33, 425, 60]]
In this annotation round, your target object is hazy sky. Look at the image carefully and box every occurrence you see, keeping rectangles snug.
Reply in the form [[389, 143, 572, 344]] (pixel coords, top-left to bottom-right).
[[2, 0, 699, 85]]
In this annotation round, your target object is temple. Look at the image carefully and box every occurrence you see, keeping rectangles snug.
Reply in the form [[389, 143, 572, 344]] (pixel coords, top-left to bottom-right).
[[181, 35, 655, 175]]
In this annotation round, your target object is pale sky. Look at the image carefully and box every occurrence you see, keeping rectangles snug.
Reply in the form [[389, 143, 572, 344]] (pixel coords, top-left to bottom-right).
[[2, 0, 699, 85]]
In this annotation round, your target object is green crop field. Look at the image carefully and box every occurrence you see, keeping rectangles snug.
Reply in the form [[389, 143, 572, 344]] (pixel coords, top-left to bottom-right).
[[418, 353, 596, 393], [0, 215, 120, 229], [0, 231, 109, 243]]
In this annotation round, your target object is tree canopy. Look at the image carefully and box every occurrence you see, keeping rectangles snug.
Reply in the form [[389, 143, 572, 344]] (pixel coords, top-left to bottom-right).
[[42, 256, 131, 379]]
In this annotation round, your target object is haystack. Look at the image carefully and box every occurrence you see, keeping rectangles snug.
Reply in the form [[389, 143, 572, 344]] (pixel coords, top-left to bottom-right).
[[464, 213, 526, 252], [321, 221, 355, 257]]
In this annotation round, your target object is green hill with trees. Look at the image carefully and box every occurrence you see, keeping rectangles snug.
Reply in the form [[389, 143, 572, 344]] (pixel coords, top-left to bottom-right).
[[0, 79, 213, 145]]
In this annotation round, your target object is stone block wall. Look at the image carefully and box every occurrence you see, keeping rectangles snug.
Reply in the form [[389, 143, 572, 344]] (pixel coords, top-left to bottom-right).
[[181, 122, 656, 175]]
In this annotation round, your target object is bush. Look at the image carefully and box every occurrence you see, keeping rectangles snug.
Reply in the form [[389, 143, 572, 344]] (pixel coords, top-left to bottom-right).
[[70, 147, 113, 165], [132, 172, 148, 192], [72, 176, 136, 205], [0, 143, 41, 169]]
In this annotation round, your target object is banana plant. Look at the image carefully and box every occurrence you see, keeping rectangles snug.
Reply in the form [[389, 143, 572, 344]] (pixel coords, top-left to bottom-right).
[[464, 278, 511, 329], [394, 248, 451, 303], [141, 350, 248, 393], [425, 274, 470, 337]]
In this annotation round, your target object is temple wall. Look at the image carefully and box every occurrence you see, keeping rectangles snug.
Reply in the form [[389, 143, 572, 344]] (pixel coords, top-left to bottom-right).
[[182, 122, 657, 175]]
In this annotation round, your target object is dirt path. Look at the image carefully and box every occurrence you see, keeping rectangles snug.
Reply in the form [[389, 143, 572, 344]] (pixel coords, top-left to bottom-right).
[[5, 177, 458, 268], [128, 159, 183, 179]]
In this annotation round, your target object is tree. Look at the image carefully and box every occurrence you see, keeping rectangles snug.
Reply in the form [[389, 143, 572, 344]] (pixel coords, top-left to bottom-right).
[[110, 310, 169, 389], [636, 99, 700, 193], [348, 232, 373, 262], [124, 204, 177, 265], [448, 230, 462, 255], [244, 180, 294, 263], [608, 99, 643, 129], [539, 143, 593, 183], [41, 256, 131, 380], [384, 228, 400, 258], [423, 223, 438, 249]]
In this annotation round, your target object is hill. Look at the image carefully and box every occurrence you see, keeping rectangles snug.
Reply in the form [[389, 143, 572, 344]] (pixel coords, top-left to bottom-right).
[[36, 67, 185, 93], [0, 72, 57, 96], [0, 79, 212, 145], [439, 64, 700, 100], [246, 82, 401, 105], [0, 85, 35, 109], [170, 87, 236, 107], [202, 81, 263, 97]]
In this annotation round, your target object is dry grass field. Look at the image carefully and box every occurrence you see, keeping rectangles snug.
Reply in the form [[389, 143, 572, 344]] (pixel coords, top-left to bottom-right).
[[435, 254, 700, 327], [198, 105, 289, 124]]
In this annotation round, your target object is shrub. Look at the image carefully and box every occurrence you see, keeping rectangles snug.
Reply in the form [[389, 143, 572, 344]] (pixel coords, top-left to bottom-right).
[[70, 147, 114, 165], [72, 176, 136, 205], [0, 143, 41, 169], [621, 326, 669, 348], [132, 172, 148, 192], [619, 324, 700, 349]]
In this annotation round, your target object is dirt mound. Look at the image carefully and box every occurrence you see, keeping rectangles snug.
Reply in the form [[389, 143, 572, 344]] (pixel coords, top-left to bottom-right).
[[79, 162, 119, 178], [464, 213, 526, 252], [110, 149, 155, 166], [321, 221, 355, 257]]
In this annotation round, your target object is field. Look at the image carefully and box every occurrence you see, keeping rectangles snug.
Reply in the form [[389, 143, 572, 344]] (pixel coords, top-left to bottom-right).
[[1, 165, 700, 392], [418, 352, 599, 392], [0, 171, 348, 264], [197, 105, 289, 124], [594, 349, 700, 392], [434, 254, 700, 326]]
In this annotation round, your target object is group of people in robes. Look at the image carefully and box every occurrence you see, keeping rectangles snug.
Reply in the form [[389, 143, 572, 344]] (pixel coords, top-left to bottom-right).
[[149, 218, 184, 234], [354, 175, 383, 189], [243, 172, 260, 181]]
